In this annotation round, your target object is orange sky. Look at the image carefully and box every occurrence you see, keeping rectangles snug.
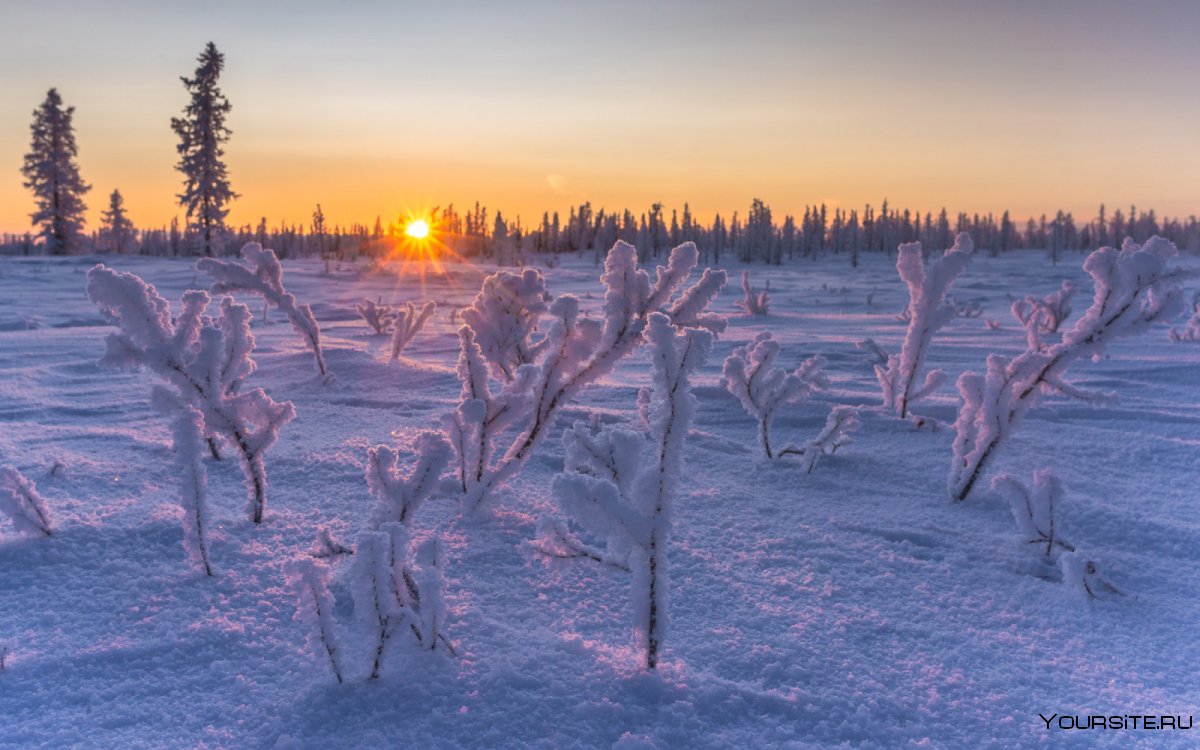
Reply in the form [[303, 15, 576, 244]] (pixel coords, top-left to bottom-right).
[[2, 1, 1198, 234]]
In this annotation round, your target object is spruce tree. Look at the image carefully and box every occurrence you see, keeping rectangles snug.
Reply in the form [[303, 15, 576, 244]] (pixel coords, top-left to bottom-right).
[[100, 189, 136, 253], [172, 42, 238, 257], [22, 89, 90, 255]]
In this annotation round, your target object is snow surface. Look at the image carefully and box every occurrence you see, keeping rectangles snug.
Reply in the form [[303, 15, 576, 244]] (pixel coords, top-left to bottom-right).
[[0, 250, 1197, 748]]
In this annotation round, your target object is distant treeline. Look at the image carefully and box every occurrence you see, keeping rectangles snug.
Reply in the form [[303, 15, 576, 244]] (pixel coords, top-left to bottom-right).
[[3, 198, 1197, 266]]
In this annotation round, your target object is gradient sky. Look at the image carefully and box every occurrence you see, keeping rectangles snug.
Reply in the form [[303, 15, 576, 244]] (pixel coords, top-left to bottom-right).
[[2, 0, 1198, 234]]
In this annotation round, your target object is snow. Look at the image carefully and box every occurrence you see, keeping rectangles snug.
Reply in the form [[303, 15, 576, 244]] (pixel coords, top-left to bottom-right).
[[0, 248, 1198, 748]]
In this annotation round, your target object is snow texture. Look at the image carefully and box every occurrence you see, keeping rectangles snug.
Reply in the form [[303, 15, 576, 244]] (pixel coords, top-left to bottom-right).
[[196, 242, 326, 376]]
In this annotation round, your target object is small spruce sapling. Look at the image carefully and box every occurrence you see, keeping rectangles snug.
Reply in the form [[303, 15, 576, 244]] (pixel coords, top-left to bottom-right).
[[734, 270, 770, 315], [0, 466, 53, 538], [867, 233, 974, 419], [356, 298, 396, 334], [536, 313, 713, 669], [197, 242, 327, 376], [389, 301, 436, 361], [87, 266, 295, 524], [722, 331, 826, 459], [949, 237, 1196, 501]]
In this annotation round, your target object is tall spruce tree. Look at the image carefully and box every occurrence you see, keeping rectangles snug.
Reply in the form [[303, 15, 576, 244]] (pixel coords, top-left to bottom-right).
[[172, 42, 237, 256], [22, 89, 90, 255], [100, 189, 136, 253]]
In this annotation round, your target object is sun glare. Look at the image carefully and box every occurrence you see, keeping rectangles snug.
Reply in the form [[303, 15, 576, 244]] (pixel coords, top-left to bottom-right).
[[405, 219, 430, 239]]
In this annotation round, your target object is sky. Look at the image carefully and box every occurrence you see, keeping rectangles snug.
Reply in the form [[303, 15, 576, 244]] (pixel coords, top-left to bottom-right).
[[1, 0, 1198, 234]]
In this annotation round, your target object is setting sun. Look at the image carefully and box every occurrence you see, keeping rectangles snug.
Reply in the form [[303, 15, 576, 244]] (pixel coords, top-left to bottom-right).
[[405, 219, 430, 239]]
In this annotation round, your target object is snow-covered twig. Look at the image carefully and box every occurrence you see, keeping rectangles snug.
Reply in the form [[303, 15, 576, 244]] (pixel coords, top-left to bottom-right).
[[170, 406, 213, 576], [722, 331, 826, 458], [197, 242, 327, 376], [991, 469, 1074, 560], [356, 298, 396, 335], [1168, 296, 1200, 343], [365, 431, 452, 529], [350, 524, 453, 679], [311, 528, 353, 559], [777, 406, 861, 473], [734, 270, 770, 315], [287, 558, 345, 683], [949, 237, 1196, 501], [389, 301, 436, 361], [1012, 281, 1078, 335], [0, 466, 53, 538], [868, 233, 973, 419], [537, 313, 713, 669]]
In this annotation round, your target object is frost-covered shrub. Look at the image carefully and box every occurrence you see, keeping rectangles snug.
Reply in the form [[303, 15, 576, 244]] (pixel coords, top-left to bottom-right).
[[364, 431, 452, 528], [1012, 281, 1078, 335], [991, 469, 1074, 560], [356, 298, 395, 335], [0, 467, 53, 538], [459, 268, 550, 381], [87, 265, 295, 523], [776, 406, 861, 473], [991, 470, 1119, 599], [722, 331, 825, 459], [290, 525, 455, 682], [868, 233, 973, 419], [197, 242, 327, 376], [389, 301, 436, 361], [447, 241, 726, 514], [734, 270, 769, 315], [1168, 295, 1200, 342], [1059, 550, 1119, 600], [949, 237, 1196, 501], [536, 313, 712, 669], [349, 524, 452, 679]]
